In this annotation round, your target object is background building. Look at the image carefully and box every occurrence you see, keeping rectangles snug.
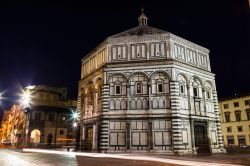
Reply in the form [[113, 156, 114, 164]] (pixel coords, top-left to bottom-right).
[[0, 110, 10, 144], [77, 10, 225, 154], [219, 93, 250, 147], [0, 85, 77, 147]]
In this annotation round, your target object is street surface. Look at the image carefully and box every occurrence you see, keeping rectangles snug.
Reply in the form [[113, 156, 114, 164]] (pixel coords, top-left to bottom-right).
[[0, 148, 249, 166], [0, 149, 77, 166]]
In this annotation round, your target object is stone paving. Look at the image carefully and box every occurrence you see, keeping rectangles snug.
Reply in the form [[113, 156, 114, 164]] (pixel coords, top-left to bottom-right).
[[0, 149, 77, 166], [1, 148, 250, 166]]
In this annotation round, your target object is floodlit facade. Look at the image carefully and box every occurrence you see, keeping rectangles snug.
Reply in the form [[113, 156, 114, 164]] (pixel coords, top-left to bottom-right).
[[77, 10, 225, 154], [0, 110, 10, 144], [0, 85, 77, 146], [219, 94, 250, 147]]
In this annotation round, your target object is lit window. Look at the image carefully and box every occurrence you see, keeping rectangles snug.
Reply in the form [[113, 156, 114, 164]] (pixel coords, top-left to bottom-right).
[[158, 83, 163, 93], [115, 85, 121, 95], [136, 82, 142, 94]]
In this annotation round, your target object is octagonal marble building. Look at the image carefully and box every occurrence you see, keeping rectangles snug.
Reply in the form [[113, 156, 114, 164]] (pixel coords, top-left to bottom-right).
[[77, 10, 225, 154]]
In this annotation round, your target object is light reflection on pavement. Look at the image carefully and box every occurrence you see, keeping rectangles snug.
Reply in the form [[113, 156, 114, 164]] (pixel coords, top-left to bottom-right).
[[0, 149, 77, 166], [23, 149, 241, 166]]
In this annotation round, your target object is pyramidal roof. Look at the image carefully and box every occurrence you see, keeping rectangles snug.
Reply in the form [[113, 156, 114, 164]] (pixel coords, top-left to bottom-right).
[[108, 9, 168, 39]]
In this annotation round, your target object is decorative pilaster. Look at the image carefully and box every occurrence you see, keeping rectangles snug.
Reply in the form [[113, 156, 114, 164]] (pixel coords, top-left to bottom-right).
[[99, 120, 109, 151], [212, 90, 225, 151], [102, 84, 109, 113], [92, 122, 99, 150], [170, 81, 184, 154]]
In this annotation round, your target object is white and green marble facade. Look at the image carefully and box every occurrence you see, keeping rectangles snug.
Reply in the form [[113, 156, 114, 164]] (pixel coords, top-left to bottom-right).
[[77, 11, 225, 154]]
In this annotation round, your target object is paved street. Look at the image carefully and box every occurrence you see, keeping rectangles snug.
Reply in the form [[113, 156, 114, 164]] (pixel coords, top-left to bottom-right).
[[0, 148, 250, 166], [0, 149, 77, 166]]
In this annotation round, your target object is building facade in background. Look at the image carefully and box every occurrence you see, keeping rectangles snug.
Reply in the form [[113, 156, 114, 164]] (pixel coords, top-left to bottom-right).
[[77, 10, 225, 154], [219, 94, 250, 147], [0, 85, 77, 147], [0, 110, 10, 144]]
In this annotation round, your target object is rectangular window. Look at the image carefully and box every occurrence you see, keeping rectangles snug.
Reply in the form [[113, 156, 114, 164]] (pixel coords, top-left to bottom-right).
[[223, 104, 229, 109], [224, 113, 230, 122], [35, 112, 40, 120], [180, 85, 184, 94], [234, 102, 239, 107], [245, 99, 250, 106], [246, 110, 250, 120], [115, 85, 121, 95], [235, 111, 241, 121], [227, 136, 234, 145], [193, 87, 198, 97], [227, 127, 232, 133], [207, 91, 210, 99], [158, 83, 163, 93], [238, 136, 246, 146], [48, 113, 54, 121], [237, 126, 243, 132]]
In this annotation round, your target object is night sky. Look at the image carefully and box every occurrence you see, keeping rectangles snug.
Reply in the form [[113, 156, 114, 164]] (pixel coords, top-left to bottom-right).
[[0, 0, 249, 111]]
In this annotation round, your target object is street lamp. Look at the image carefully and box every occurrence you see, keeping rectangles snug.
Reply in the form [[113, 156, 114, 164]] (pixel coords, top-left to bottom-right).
[[19, 86, 34, 146], [72, 111, 80, 151]]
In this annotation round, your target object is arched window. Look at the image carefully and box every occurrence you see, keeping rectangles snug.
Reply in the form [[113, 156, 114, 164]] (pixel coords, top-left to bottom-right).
[[115, 100, 121, 110], [121, 99, 127, 110], [137, 99, 142, 109], [110, 100, 115, 110], [131, 99, 136, 110], [136, 82, 142, 94]]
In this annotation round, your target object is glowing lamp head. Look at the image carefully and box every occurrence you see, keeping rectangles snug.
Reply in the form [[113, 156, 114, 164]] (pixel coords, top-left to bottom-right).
[[72, 112, 79, 120], [21, 91, 31, 107], [73, 122, 77, 128]]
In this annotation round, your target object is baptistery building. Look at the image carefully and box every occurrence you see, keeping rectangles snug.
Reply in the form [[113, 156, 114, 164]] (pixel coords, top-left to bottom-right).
[[77, 10, 225, 154]]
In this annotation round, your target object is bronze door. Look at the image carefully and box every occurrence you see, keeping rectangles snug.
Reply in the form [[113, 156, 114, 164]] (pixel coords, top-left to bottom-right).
[[194, 123, 210, 154]]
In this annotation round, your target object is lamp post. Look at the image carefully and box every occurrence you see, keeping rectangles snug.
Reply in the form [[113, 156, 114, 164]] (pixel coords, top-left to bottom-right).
[[20, 87, 33, 146], [72, 111, 80, 151]]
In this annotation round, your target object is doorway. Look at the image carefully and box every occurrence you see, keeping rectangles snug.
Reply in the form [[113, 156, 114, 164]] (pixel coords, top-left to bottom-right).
[[47, 134, 53, 146], [86, 127, 93, 150], [194, 122, 210, 154]]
